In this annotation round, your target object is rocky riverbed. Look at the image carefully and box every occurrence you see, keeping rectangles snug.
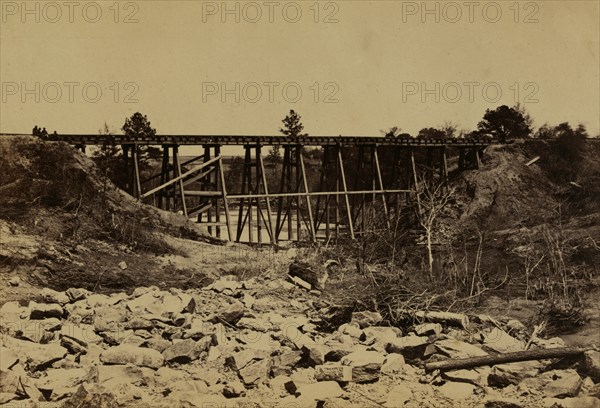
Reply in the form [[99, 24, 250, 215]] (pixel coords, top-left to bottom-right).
[[1, 275, 599, 408]]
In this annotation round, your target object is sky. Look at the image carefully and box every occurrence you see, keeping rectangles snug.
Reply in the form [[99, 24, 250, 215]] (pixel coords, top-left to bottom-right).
[[1, 0, 599, 149]]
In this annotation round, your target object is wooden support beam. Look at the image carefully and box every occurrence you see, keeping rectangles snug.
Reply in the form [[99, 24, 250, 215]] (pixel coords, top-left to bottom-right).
[[337, 148, 355, 239], [299, 151, 316, 242], [173, 146, 188, 217], [132, 148, 142, 199], [217, 155, 233, 241], [140, 155, 221, 199], [258, 147, 276, 244], [411, 149, 422, 217], [373, 146, 390, 228]]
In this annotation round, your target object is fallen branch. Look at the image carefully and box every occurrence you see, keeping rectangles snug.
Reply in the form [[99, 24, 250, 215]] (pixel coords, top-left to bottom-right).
[[425, 346, 590, 373]]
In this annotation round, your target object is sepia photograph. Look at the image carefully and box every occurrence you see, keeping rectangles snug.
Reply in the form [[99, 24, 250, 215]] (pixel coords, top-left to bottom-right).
[[0, 1, 599, 407]]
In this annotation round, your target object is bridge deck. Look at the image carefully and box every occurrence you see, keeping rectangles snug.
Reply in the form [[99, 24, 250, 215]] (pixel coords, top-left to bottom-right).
[[32, 134, 496, 147]]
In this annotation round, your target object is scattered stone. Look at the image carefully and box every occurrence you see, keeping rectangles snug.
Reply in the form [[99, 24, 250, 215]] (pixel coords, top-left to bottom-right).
[[481, 396, 523, 407], [61, 383, 119, 408], [482, 327, 525, 353], [271, 350, 303, 376], [435, 339, 488, 358], [438, 381, 477, 401], [207, 303, 244, 325], [8, 276, 21, 286], [489, 361, 542, 387], [519, 369, 582, 398], [100, 345, 164, 369], [542, 396, 600, 408], [41, 288, 70, 305], [341, 351, 385, 382], [66, 288, 89, 302], [315, 364, 353, 382], [582, 350, 600, 382], [239, 358, 271, 386], [118, 261, 127, 270], [381, 354, 406, 374], [506, 319, 527, 332], [29, 301, 63, 319], [386, 334, 429, 356], [442, 367, 492, 387], [162, 338, 210, 363], [351, 311, 383, 328], [295, 381, 344, 400], [415, 323, 442, 337], [223, 380, 246, 398], [385, 385, 413, 407]]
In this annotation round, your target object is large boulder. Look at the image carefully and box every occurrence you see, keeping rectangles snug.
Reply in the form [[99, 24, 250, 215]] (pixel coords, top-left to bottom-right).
[[100, 345, 164, 369]]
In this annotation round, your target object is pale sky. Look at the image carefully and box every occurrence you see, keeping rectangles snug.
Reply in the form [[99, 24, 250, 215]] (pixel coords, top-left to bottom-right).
[[1, 0, 599, 142]]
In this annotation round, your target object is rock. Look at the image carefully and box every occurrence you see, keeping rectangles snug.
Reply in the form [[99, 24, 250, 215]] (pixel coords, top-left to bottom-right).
[[61, 336, 87, 355], [442, 367, 492, 387], [363, 326, 402, 350], [94, 364, 145, 385], [506, 319, 526, 332], [269, 375, 295, 397], [61, 383, 119, 408], [386, 334, 428, 357], [237, 317, 271, 332], [339, 322, 363, 339], [519, 369, 582, 398], [0, 346, 18, 370], [61, 323, 103, 346], [207, 303, 244, 325], [381, 354, 406, 374], [296, 380, 344, 400], [17, 318, 60, 343], [481, 396, 523, 407], [238, 358, 271, 386], [222, 380, 246, 398], [542, 396, 600, 408], [226, 349, 270, 371], [315, 364, 353, 382], [435, 339, 488, 358], [8, 276, 20, 286], [118, 261, 127, 270], [488, 361, 542, 387], [415, 323, 442, 337], [351, 311, 383, 328], [0, 370, 20, 394], [582, 351, 600, 382], [385, 385, 413, 407], [481, 327, 525, 353], [162, 338, 210, 363], [100, 345, 164, 369], [124, 317, 154, 330], [34, 367, 87, 400], [144, 336, 172, 353], [289, 261, 323, 289], [65, 288, 89, 302], [271, 350, 303, 376], [341, 351, 384, 383], [3, 336, 67, 371], [438, 381, 477, 401], [29, 301, 63, 319], [302, 343, 332, 366]]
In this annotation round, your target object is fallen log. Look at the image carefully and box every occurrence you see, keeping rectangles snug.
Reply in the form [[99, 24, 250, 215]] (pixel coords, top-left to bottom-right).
[[425, 346, 589, 373], [413, 311, 469, 328]]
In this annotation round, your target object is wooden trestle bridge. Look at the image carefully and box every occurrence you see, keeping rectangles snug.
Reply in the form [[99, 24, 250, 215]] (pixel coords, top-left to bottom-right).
[[48, 134, 495, 244]]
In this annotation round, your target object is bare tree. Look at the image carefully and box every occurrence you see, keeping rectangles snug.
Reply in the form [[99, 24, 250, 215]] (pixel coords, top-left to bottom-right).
[[416, 176, 455, 278]]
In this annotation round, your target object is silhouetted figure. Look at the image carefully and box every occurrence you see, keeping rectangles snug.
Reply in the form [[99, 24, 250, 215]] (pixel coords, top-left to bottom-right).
[[41, 127, 48, 139], [32, 126, 40, 136]]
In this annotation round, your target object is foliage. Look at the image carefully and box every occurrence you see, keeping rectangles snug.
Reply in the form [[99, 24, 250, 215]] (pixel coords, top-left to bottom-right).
[[266, 145, 282, 163], [92, 123, 127, 190], [381, 127, 411, 139], [121, 112, 161, 172], [280, 110, 307, 138], [477, 104, 533, 141]]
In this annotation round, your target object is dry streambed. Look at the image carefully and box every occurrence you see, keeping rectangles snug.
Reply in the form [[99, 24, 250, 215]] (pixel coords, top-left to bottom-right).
[[1, 275, 599, 408]]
